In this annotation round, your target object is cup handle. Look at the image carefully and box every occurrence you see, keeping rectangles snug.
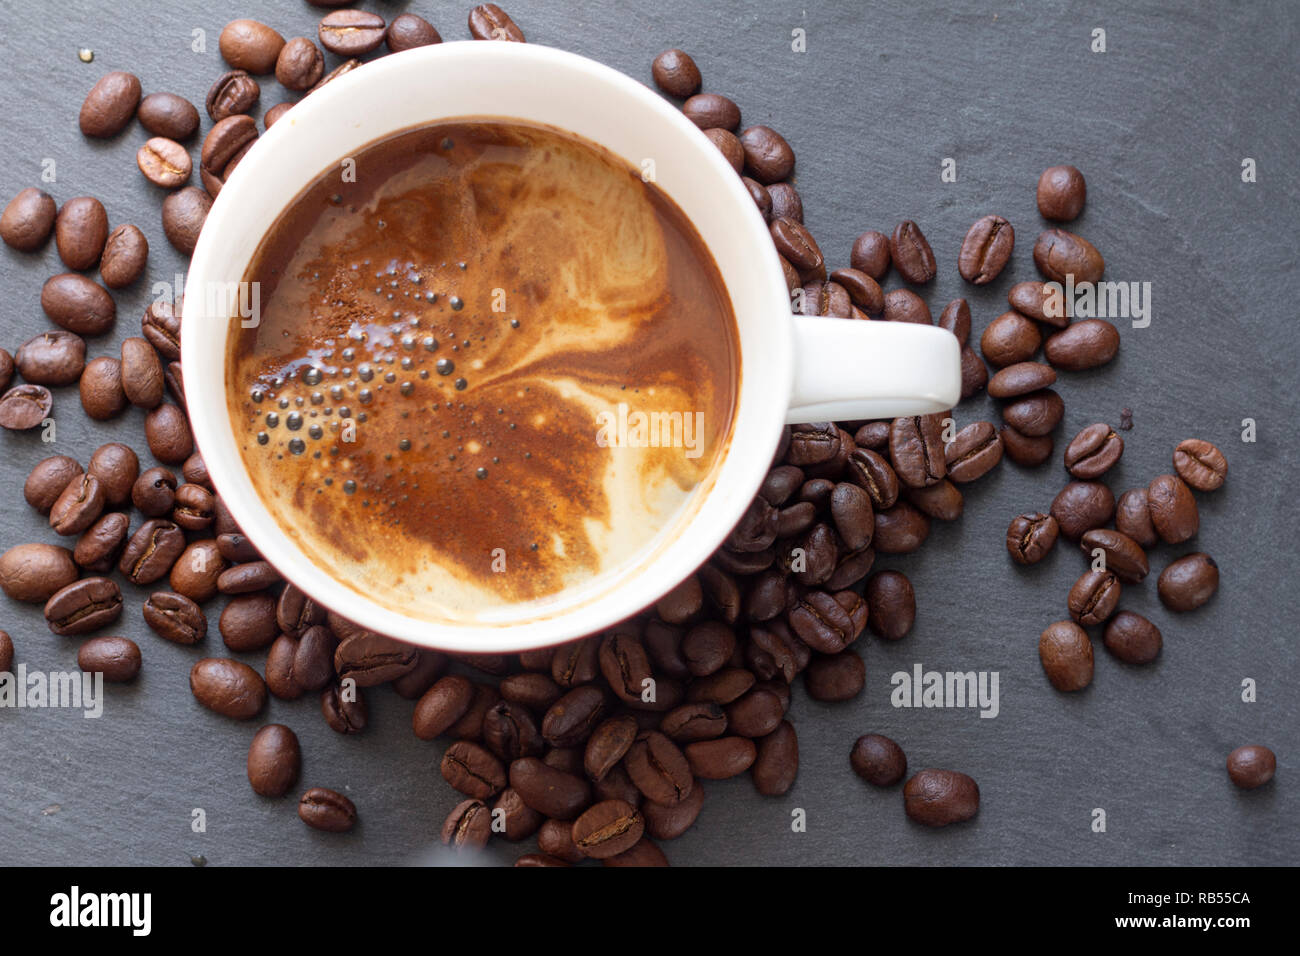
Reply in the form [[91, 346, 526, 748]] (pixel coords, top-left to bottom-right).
[[785, 316, 961, 424]]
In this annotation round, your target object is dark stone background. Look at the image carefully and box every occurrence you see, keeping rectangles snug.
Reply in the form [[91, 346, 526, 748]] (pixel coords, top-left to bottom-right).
[[0, 0, 1296, 866]]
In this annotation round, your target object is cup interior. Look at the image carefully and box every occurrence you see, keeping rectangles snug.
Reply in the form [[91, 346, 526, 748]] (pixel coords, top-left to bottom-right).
[[184, 42, 792, 652]]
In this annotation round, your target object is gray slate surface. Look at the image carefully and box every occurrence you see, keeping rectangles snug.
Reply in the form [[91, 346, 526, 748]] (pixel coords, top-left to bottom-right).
[[0, 0, 1296, 867]]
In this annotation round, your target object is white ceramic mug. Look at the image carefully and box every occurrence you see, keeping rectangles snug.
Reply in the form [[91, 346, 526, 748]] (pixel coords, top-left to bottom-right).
[[185, 41, 960, 653]]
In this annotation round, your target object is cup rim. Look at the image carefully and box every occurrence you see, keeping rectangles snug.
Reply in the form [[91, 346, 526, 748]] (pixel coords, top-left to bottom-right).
[[184, 41, 792, 653]]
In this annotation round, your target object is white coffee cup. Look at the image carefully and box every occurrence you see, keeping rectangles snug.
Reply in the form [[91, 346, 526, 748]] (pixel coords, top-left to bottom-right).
[[184, 42, 959, 653]]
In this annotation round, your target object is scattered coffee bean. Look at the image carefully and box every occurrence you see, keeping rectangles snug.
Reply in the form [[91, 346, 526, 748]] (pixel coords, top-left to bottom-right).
[[0, 383, 53, 429], [143, 591, 207, 644], [738, 126, 794, 184], [120, 336, 164, 408], [944, 421, 1003, 483], [1067, 569, 1121, 626], [871, 501, 930, 553], [49, 473, 105, 536], [0, 542, 79, 602], [938, 298, 971, 345], [55, 196, 109, 271], [651, 49, 701, 98], [1039, 620, 1094, 691], [865, 570, 915, 640], [850, 230, 891, 279], [219, 19, 285, 74], [1064, 423, 1123, 478], [274, 37, 325, 91], [321, 682, 368, 734], [682, 92, 740, 131], [79, 71, 141, 137], [980, 311, 1042, 367], [1033, 228, 1104, 284], [850, 734, 907, 786], [881, 288, 931, 324], [889, 414, 947, 488], [119, 518, 185, 585], [1043, 319, 1120, 370], [132, 466, 177, 517], [803, 650, 865, 701], [44, 576, 122, 636], [1007, 280, 1069, 328], [958, 214, 1014, 284], [41, 273, 116, 336], [1226, 746, 1276, 790], [1002, 389, 1064, 437], [318, 9, 387, 56], [77, 636, 141, 682], [1115, 488, 1158, 548], [1, 187, 57, 251], [191, 657, 267, 719], [1006, 512, 1059, 565], [15, 330, 85, 387], [767, 182, 802, 223], [890, 220, 937, 284], [137, 137, 192, 188], [1000, 424, 1054, 467], [298, 787, 356, 832], [703, 128, 743, 172], [73, 511, 129, 573], [1147, 474, 1198, 543], [1157, 552, 1218, 612], [509, 757, 591, 819], [247, 725, 301, 797], [334, 631, 418, 686], [904, 769, 979, 826], [386, 14, 442, 53], [988, 361, 1056, 399], [86, 443, 138, 506], [161, 187, 212, 255], [171, 540, 227, 603], [1103, 611, 1162, 664], [1173, 438, 1227, 491], [201, 114, 258, 197], [1037, 165, 1087, 221], [1050, 481, 1116, 540], [144, 403, 193, 464], [1080, 528, 1148, 583], [138, 92, 200, 140], [99, 224, 148, 288], [468, 4, 525, 42]]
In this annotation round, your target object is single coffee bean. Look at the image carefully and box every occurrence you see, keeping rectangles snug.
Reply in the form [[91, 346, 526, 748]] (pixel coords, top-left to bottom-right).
[[830, 482, 875, 550], [958, 214, 1014, 284], [262, 102, 293, 130], [541, 685, 607, 747], [119, 519, 185, 585], [142, 591, 206, 645], [944, 421, 1003, 483], [1037, 165, 1087, 221], [960, 346, 988, 400], [1000, 424, 1054, 467], [0, 384, 53, 429], [751, 720, 798, 795], [1114, 488, 1158, 548], [49, 473, 105, 536], [1002, 389, 1064, 437], [1103, 611, 1162, 664], [509, 757, 591, 819], [1007, 280, 1069, 328], [55, 196, 109, 271], [441, 741, 507, 799], [988, 361, 1056, 398], [172, 483, 216, 532], [865, 570, 914, 640], [1173, 438, 1228, 491], [191, 657, 266, 719], [0, 543, 79, 602], [571, 799, 644, 858], [491, 788, 543, 841], [386, 13, 442, 52], [651, 48, 701, 97], [851, 734, 907, 786], [84, 443, 136, 508], [24, 456, 83, 513], [579, 715, 636, 781], [845, 447, 899, 509], [132, 466, 177, 517], [137, 137, 192, 188], [334, 631, 418, 686], [890, 220, 937, 284], [767, 182, 803, 223], [624, 730, 694, 806], [741, 176, 772, 220], [1039, 620, 1094, 691], [684, 737, 756, 780], [171, 540, 227, 603], [181, 454, 210, 489], [480, 699, 542, 760], [535, 818, 585, 863], [298, 787, 356, 832], [803, 650, 865, 702], [247, 725, 301, 797], [1226, 745, 1276, 790], [904, 769, 979, 826], [1006, 512, 1058, 565], [1050, 481, 1115, 541], [1147, 474, 1199, 543], [829, 268, 885, 316], [686, 667, 755, 706], [889, 414, 947, 488], [216, 532, 259, 564], [44, 576, 122, 636], [164, 361, 185, 410], [15, 330, 85, 387], [770, 216, 823, 274], [318, 9, 387, 56], [161, 187, 211, 255], [307, 58, 362, 94], [275, 583, 324, 638], [1064, 423, 1123, 478], [725, 688, 784, 737], [682, 92, 740, 130], [641, 779, 704, 838], [871, 501, 930, 553], [882, 288, 931, 324], [120, 336, 164, 408], [938, 298, 971, 346], [138, 92, 200, 140], [1033, 228, 1104, 283], [659, 702, 727, 743], [738, 126, 795, 184], [201, 114, 259, 197], [288, 625, 336, 692], [219, 19, 286, 74], [321, 682, 368, 734], [703, 128, 744, 172], [787, 421, 840, 467], [79, 71, 141, 137], [216, 561, 279, 594], [77, 636, 140, 682], [412, 675, 476, 740], [656, 574, 703, 624], [1157, 552, 1219, 612], [1, 187, 57, 251], [468, 3, 525, 41], [680, 621, 736, 678], [1067, 569, 1121, 626], [275, 37, 325, 91], [1080, 528, 1149, 583], [144, 403, 193, 464], [40, 273, 116, 336], [850, 230, 891, 279], [981, 311, 1042, 367], [140, 300, 181, 360], [905, 478, 963, 521], [441, 799, 490, 850], [1044, 318, 1120, 370], [825, 544, 876, 591], [100, 224, 148, 288], [500, 672, 563, 712], [73, 512, 129, 573]]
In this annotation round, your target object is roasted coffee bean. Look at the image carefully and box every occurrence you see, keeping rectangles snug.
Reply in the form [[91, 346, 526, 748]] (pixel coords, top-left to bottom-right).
[[683, 737, 756, 780], [686, 667, 755, 705], [829, 268, 884, 316], [140, 300, 182, 360], [938, 298, 972, 345], [830, 482, 874, 550], [958, 214, 1014, 284], [181, 454, 210, 489], [872, 501, 930, 553], [798, 478, 834, 508], [500, 672, 563, 713], [845, 448, 899, 509], [787, 421, 840, 467], [170, 539, 226, 603], [659, 702, 727, 743], [138, 92, 199, 140], [201, 114, 258, 197], [905, 479, 963, 521], [957, 345, 986, 400], [988, 361, 1057, 398], [272, 37, 325, 91], [1147, 474, 1199, 543], [307, 57, 362, 94], [142, 591, 206, 645], [219, 19, 285, 74], [73, 512, 129, 573], [1043, 318, 1119, 370], [803, 650, 865, 702], [535, 818, 585, 863], [77, 636, 140, 683], [1173, 438, 1228, 491], [1003, 389, 1064, 437], [285, 624, 335, 692], [742, 176, 772, 220], [131, 466, 177, 517], [703, 127, 744, 172], [215, 533, 258, 564], [1033, 228, 1103, 284], [83, 444, 135, 509], [191, 657, 266, 719], [1114, 488, 1158, 548], [274, 583, 323, 638], [1157, 552, 1219, 612], [944, 421, 1003, 483], [680, 621, 734, 677], [386, 13, 442, 52], [1006, 512, 1059, 565], [298, 787, 355, 833], [137, 136, 192, 188], [571, 799, 644, 859], [776, 501, 816, 537], [119, 336, 164, 408], [49, 474, 105, 537], [0, 631, 10, 673], [161, 187, 211, 255], [980, 311, 1042, 367], [413, 676, 475, 740], [334, 631, 417, 686], [889, 414, 947, 488], [468, 3, 525, 41], [651, 48, 701, 97], [0, 542, 78, 603], [321, 682, 367, 734], [638, 779, 702, 839], [1039, 620, 1094, 691], [1037, 165, 1086, 221], [1, 187, 57, 251], [850, 734, 907, 786], [440, 799, 490, 850], [850, 230, 891, 279], [787, 588, 859, 652], [119, 519, 185, 585], [144, 403, 193, 464], [25, 456, 84, 513], [1226, 745, 1276, 790], [481, 700, 542, 761], [490, 788, 543, 841], [1064, 423, 1123, 479], [1067, 569, 1121, 626], [791, 524, 836, 586], [216, 561, 279, 595], [1080, 528, 1148, 583], [266, 100, 292, 127], [577, 714, 635, 782], [748, 620, 810, 683], [15, 330, 85, 387], [41, 273, 115, 336], [1000, 424, 1053, 467], [318, 9, 387, 56], [55, 196, 109, 271], [171, 483, 216, 532], [725, 688, 784, 738], [441, 741, 507, 799], [542, 685, 606, 747], [825, 543, 876, 591], [1103, 611, 1162, 664], [770, 216, 823, 274], [864, 570, 913, 640], [249, 624, 293, 699], [213, 496, 239, 537], [904, 769, 979, 826], [602, 837, 670, 867], [552, 637, 601, 688], [738, 125, 794, 184], [624, 731, 693, 806], [1007, 280, 1069, 328], [801, 279, 852, 317], [247, 724, 300, 797], [713, 544, 774, 576], [890, 220, 936, 284], [767, 182, 803, 223], [100, 224, 148, 288], [748, 720, 797, 795], [881, 288, 931, 324], [682, 92, 739, 130], [79, 71, 141, 137], [163, 361, 185, 409], [509, 757, 590, 819], [544, 748, 585, 776], [0, 384, 52, 430], [44, 576, 122, 636], [723, 496, 779, 553]]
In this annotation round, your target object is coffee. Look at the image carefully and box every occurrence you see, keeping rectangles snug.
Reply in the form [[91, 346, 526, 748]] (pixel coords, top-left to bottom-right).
[[228, 120, 738, 622]]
